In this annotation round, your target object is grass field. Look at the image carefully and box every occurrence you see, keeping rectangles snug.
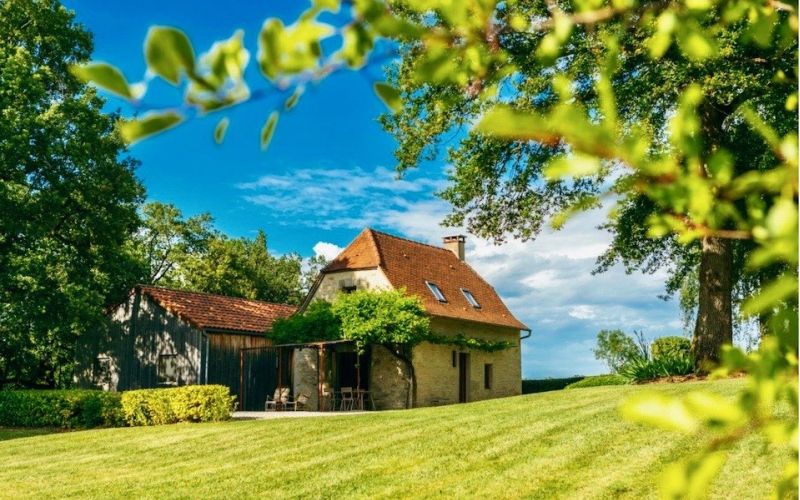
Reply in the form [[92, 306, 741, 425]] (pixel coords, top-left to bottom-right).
[[0, 379, 789, 499]]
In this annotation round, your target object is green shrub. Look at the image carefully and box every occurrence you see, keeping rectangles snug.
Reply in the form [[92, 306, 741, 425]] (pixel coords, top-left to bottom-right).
[[619, 352, 695, 383], [522, 377, 585, 394], [651, 336, 691, 360], [565, 374, 627, 389], [120, 385, 236, 426], [0, 390, 123, 428]]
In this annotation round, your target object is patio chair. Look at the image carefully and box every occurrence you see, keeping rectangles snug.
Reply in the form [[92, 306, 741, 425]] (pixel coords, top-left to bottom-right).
[[287, 393, 310, 411], [321, 390, 336, 411], [340, 387, 355, 411], [265, 387, 290, 411]]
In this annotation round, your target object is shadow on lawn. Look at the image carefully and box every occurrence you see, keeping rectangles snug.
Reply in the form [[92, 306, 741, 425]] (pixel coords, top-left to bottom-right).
[[0, 427, 62, 442]]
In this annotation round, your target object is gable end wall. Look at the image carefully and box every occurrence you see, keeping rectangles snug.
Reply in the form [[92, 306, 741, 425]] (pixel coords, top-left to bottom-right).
[[78, 292, 204, 391]]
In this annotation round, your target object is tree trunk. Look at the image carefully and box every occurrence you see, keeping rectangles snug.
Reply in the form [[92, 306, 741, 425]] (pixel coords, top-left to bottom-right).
[[691, 236, 733, 370]]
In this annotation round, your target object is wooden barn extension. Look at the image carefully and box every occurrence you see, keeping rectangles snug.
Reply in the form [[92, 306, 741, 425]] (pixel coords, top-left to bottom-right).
[[77, 286, 296, 410]]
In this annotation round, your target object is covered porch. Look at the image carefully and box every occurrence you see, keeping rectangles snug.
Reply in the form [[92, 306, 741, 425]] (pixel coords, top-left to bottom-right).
[[263, 340, 410, 411], [237, 340, 411, 411], [287, 339, 373, 411]]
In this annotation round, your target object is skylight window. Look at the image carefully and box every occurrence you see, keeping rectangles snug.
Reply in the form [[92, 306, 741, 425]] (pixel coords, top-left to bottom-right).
[[461, 288, 480, 308], [425, 281, 447, 302]]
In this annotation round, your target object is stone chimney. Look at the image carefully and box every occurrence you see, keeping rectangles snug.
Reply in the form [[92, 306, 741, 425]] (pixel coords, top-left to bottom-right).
[[443, 235, 466, 261]]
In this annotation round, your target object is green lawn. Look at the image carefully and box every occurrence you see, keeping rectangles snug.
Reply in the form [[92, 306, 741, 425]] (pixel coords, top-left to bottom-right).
[[0, 379, 789, 499]]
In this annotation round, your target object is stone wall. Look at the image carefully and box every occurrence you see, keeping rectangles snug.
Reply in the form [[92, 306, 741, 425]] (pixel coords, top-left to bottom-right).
[[369, 345, 411, 410], [414, 317, 521, 406], [312, 268, 392, 302], [292, 347, 319, 410]]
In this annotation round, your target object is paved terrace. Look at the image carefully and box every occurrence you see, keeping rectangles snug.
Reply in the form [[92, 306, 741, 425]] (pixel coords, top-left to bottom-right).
[[233, 411, 368, 420]]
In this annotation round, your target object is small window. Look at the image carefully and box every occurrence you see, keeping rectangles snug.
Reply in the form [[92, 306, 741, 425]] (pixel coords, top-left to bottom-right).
[[425, 281, 447, 302], [461, 288, 480, 308], [339, 279, 357, 294], [452, 351, 457, 368], [158, 354, 180, 386], [484, 363, 493, 389]]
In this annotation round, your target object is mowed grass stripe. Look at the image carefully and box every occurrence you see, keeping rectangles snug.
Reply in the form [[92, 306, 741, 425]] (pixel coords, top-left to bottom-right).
[[0, 378, 790, 499]]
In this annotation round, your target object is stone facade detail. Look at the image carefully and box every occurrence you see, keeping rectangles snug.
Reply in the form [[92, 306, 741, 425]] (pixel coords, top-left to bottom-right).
[[292, 347, 319, 410], [370, 345, 412, 410], [312, 268, 392, 303]]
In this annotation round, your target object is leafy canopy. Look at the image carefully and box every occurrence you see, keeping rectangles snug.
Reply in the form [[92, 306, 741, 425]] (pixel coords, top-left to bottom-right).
[[0, 0, 145, 388], [136, 202, 308, 305], [331, 288, 430, 353], [271, 300, 342, 345]]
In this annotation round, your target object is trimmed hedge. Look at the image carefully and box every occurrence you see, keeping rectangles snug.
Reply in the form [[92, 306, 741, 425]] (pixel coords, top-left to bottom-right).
[[522, 377, 585, 394], [565, 374, 627, 389], [0, 390, 123, 428], [651, 336, 691, 359], [0, 385, 236, 428], [121, 385, 236, 426]]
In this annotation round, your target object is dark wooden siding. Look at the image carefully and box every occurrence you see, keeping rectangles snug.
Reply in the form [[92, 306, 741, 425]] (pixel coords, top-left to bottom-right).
[[80, 291, 204, 391], [205, 333, 277, 410], [79, 291, 288, 409]]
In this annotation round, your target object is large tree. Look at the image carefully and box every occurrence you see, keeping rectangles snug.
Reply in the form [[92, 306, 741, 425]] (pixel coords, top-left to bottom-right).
[[136, 201, 306, 304], [0, 0, 145, 387], [171, 231, 305, 304], [380, 1, 795, 366]]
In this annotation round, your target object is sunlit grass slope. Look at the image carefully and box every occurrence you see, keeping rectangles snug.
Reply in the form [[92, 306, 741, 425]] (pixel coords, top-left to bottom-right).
[[0, 379, 788, 499]]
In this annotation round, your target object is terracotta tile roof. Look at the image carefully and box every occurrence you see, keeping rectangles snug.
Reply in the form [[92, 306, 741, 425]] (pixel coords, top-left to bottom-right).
[[322, 228, 529, 331], [137, 285, 297, 334]]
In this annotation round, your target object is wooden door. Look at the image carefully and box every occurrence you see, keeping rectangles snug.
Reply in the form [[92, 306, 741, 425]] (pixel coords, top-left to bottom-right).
[[458, 353, 469, 403]]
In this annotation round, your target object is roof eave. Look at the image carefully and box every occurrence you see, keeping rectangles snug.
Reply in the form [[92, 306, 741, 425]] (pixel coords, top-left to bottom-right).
[[428, 312, 530, 332]]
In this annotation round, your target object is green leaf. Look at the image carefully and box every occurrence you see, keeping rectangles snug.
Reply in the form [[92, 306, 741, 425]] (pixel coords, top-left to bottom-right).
[[118, 111, 183, 144], [284, 87, 303, 110], [258, 19, 283, 80], [414, 48, 458, 83], [684, 391, 746, 428], [765, 198, 798, 238], [661, 452, 728, 500], [620, 392, 699, 432], [544, 153, 602, 179], [373, 82, 402, 113], [477, 106, 551, 141], [746, 9, 778, 47], [202, 30, 249, 86], [648, 12, 677, 58], [260, 111, 279, 151], [677, 26, 717, 61], [214, 117, 229, 144], [145, 26, 196, 85], [70, 63, 136, 99], [742, 275, 798, 316], [339, 23, 374, 69], [314, 0, 340, 12]]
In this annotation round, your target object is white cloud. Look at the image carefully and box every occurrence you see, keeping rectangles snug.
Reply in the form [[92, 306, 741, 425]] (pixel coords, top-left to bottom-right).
[[313, 241, 343, 260], [568, 305, 598, 320], [237, 166, 444, 229]]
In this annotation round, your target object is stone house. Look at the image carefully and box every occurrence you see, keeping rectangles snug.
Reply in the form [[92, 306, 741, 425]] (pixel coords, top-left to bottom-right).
[[294, 228, 530, 409]]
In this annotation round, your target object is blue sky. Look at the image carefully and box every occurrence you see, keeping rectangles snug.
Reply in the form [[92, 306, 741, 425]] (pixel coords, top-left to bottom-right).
[[64, 0, 684, 378]]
